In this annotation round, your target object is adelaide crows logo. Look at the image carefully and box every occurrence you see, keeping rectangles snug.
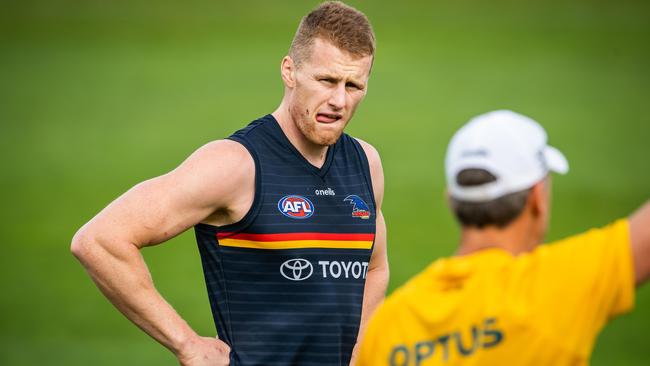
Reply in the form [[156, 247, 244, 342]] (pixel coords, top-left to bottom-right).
[[344, 195, 371, 219]]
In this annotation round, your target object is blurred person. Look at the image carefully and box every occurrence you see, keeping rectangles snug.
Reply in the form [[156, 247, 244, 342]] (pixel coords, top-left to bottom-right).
[[357, 110, 650, 366], [71, 2, 388, 365]]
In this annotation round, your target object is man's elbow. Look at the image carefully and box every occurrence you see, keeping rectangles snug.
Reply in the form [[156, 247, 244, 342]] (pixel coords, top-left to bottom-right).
[[371, 256, 389, 279], [367, 264, 389, 289], [71, 227, 90, 261], [71, 225, 140, 268], [70, 226, 102, 266]]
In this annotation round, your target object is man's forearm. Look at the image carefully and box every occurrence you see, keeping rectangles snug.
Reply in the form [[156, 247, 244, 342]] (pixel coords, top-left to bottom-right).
[[358, 265, 389, 335], [71, 232, 198, 356], [350, 265, 389, 365]]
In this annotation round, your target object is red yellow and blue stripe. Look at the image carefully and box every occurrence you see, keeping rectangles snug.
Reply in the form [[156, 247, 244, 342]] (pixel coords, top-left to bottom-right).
[[216, 232, 374, 250]]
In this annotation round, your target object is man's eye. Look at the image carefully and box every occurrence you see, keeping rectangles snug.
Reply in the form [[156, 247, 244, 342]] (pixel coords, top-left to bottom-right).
[[346, 82, 360, 90], [320, 78, 335, 84]]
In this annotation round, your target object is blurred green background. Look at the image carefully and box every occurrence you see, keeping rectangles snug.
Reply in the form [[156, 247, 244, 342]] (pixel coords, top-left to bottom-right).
[[1, 0, 648, 364]]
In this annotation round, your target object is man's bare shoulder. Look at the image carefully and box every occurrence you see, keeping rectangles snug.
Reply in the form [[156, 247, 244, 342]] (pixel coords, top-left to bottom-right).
[[188, 139, 251, 166], [354, 138, 382, 166], [172, 139, 255, 214], [354, 138, 383, 183], [181, 139, 253, 177]]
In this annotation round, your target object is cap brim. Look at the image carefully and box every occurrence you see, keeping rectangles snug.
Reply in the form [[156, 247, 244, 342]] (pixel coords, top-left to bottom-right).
[[544, 146, 569, 174]]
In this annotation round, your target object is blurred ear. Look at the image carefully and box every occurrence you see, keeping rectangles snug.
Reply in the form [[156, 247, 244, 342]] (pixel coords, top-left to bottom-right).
[[529, 179, 550, 218], [280, 56, 296, 88]]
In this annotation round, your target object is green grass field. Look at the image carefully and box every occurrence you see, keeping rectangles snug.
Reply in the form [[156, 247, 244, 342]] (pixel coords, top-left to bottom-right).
[[1, 0, 649, 364]]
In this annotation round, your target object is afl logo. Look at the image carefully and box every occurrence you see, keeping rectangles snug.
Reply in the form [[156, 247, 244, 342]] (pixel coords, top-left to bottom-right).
[[280, 259, 313, 281], [278, 195, 314, 219]]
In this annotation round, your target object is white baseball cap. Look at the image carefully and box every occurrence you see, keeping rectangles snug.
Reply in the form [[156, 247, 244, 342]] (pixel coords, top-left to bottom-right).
[[445, 110, 569, 202]]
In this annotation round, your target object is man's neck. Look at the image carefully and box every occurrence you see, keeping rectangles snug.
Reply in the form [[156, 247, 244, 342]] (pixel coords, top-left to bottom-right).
[[272, 106, 329, 168], [456, 214, 540, 256]]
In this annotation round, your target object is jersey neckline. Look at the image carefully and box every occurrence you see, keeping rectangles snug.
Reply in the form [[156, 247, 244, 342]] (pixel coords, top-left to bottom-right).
[[266, 114, 337, 179]]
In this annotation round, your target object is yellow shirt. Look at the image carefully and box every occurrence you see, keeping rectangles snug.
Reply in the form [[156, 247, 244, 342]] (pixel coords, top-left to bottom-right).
[[358, 220, 635, 366]]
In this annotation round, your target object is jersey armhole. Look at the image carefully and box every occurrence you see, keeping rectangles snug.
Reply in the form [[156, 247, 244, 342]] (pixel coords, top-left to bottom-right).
[[194, 136, 262, 236], [350, 137, 377, 212], [350, 136, 378, 256]]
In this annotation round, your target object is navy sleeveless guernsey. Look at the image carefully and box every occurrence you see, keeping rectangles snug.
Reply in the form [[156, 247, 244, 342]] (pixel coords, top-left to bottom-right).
[[194, 114, 376, 365]]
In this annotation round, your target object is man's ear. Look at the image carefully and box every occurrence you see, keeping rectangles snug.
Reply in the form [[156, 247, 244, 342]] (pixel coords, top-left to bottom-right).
[[529, 180, 549, 218], [281, 56, 297, 88]]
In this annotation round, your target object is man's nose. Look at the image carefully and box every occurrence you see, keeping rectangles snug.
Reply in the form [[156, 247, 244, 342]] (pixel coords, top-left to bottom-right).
[[328, 84, 346, 110]]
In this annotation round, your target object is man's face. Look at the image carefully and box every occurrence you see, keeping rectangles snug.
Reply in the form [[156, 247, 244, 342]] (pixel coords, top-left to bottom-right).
[[287, 38, 373, 146]]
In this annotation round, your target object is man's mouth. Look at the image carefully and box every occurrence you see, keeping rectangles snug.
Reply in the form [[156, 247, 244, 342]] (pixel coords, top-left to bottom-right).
[[315, 112, 342, 123]]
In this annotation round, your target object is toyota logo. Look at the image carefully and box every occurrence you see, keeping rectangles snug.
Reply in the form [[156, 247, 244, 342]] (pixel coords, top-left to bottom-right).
[[280, 259, 313, 281]]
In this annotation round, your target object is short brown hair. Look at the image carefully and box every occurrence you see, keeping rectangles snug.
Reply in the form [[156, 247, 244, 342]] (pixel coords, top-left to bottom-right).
[[450, 169, 531, 228], [289, 1, 375, 66]]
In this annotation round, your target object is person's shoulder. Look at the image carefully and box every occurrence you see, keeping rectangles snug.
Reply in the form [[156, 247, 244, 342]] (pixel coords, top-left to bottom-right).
[[353, 137, 381, 165], [173, 139, 255, 211], [535, 219, 630, 257], [192, 139, 252, 165], [180, 139, 254, 185], [353, 137, 383, 180], [517, 219, 632, 295]]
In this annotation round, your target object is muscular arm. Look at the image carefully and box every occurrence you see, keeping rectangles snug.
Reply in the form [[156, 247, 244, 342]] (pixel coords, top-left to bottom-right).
[[630, 201, 650, 286], [70, 140, 254, 365], [350, 139, 389, 365]]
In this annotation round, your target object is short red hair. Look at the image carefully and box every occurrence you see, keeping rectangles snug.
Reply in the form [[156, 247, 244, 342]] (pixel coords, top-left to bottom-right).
[[289, 1, 376, 66]]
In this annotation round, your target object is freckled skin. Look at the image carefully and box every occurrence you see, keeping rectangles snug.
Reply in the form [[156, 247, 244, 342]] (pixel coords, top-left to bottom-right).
[[279, 38, 373, 152]]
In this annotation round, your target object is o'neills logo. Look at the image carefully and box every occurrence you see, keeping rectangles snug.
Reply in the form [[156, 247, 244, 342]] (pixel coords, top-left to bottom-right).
[[278, 195, 314, 219], [315, 188, 336, 196], [280, 259, 313, 281]]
